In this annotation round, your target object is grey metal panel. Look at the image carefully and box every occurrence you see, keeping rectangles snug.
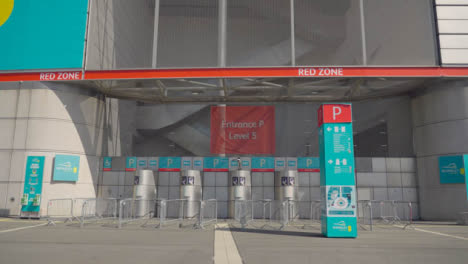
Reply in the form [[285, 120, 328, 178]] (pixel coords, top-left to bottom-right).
[[436, 6, 468, 19], [158, 172, 170, 186], [436, 0, 468, 4], [227, 0, 291, 67], [297, 187, 310, 202], [263, 173, 275, 187], [441, 49, 468, 64], [169, 186, 180, 199], [402, 188, 418, 202], [388, 188, 403, 201], [169, 172, 180, 186], [400, 158, 416, 173], [137, 157, 148, 170], [356, 172, 387, 187], [386, 173, 402, 188], [439, 35, 468, 49], [363, 0, 437, 66], [357, 187, 372, 200], [251, 172, 263, 187], [203, 187, 216, 200], [402, 173, 418, 187], [309, 187, 321, 201], [371, 158, 386, 172], [310, 173, 320, 186], [157, 186, 169, 199], [203, 172, 216, 187], [355, 157, 372, 172], [385, 158, 401, 172], [372, 188, 388, 200], [181, 157, 193, 170], [297, 172, 310, 187], [193, 157, 204, 171], [438, 20, 468, 33], [111, 157, 126, 171], [217, 201, 228, 219], [216, 172, 229, 187], [216, 187, 229, 201], [102, 172, 119, 185], [252, 187, 263, 201], [157, 0, 218, 68]]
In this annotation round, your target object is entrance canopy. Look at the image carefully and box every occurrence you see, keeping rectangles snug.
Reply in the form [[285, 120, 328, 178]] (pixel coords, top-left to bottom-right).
[[1, 67, 467, 102]]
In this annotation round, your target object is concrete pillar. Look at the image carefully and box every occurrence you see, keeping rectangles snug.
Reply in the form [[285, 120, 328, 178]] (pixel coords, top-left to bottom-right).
[[0, 81, 106, 216], [412, 80, 468, 220]]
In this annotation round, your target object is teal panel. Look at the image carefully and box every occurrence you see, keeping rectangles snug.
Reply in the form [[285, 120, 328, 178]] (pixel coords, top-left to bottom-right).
[[439, 156, 465, 184], [297, 157, 320, 170], [0, 0, 88, 70], [126, 157, 137, 171], [324, 217, 358, 238], [321, 123, 355, 186], [464, 155, 468, 200], [103, 157, 112, 171], [159, 157, 181, 169], [21, 156, 45, 212], [204, 157, 229, 169], [251, 157, 275, 169], [53, 155, 80, 181]]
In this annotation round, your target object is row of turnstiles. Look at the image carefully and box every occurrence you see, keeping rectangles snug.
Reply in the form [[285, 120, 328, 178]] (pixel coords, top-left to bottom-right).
[[133, 169, 299, 218]]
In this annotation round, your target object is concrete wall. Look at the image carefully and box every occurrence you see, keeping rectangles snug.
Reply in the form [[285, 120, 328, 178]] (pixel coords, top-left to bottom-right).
[[412, 80, 468, 220], [0, 82, 105, 216]]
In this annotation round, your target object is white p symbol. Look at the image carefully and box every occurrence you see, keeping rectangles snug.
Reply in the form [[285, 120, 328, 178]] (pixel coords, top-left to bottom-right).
[[129, 159, 134, 166], [168, 159, 173, 166], [306, 159, 312, 167], [214, 159, 219, 167], [260, 159, 265, 167], [332, 106, 342, 120]]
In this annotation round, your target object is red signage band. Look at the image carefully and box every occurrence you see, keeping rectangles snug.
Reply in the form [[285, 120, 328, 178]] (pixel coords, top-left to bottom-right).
[[103, 168, 112, 172], [125, 168, 136, 172], [251, 168, 275, 172], [211, 106, 276, 155], [318, 104, 352, 127], [298, 169, 320, 172], [203, 168, 229, 172], [158, 168, 181, 172], [1, 67, 468, 82]]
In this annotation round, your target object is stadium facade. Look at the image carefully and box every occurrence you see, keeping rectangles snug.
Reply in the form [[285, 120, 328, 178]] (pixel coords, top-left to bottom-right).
[[0, 0, 468, 221]]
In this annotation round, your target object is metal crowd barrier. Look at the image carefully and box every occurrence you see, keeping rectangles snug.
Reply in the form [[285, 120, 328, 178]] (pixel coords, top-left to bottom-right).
[[80, 198, 118, 228], [196, 199, 218, 229], [358, 200, 414, 230], [46, 198, 74, 225], [118, 198, 157, 228], [157, 199, 187, 228], [234, 200, 254, 228], [309, 200, 321, 222]]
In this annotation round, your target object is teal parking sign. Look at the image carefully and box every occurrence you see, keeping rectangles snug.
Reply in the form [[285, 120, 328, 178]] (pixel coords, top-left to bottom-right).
[[103, 157, 112, 171], [159, 157, 181, 171], [53, 155, 80, 181], [465, 155, 468, 200], [22, 156, 45, 213], [126, 157, 137, 172], [439, 156, 465, 184]]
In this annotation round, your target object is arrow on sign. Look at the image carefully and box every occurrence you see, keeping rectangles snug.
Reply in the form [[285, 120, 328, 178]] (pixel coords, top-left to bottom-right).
[[327, 127, 332, 132], [328, 160, 333, 164]]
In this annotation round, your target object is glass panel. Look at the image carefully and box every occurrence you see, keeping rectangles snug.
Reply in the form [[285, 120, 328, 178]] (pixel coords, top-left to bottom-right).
[[227, 0, 292, 67], [364, 0, 437, 66], [86, 0, 155, 70], [294, 0, 363, 66], [157, 0, 218, 68]]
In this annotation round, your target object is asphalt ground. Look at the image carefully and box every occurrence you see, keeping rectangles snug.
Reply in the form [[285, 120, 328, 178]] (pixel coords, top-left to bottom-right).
[[0, 218, 467, 264]]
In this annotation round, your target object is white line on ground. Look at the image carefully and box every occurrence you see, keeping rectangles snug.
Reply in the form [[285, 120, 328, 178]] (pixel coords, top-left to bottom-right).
[[214, 223, 243, 264], [0, 223, 47, 234], [395, 225, 468, 241]]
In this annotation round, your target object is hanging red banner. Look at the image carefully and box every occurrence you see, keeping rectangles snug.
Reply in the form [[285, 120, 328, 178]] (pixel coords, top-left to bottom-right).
[[211, 106, 275, 155]]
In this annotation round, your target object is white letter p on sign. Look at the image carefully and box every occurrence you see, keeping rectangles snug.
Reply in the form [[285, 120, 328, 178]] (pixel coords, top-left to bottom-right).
[[332, 106, 342, 120]]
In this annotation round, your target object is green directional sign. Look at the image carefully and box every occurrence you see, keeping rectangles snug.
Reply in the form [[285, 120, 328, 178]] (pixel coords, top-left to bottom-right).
[[21, 156, 45, 213]]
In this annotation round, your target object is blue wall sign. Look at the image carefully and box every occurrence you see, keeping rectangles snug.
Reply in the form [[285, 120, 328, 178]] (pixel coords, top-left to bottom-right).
[[439, 156, 465, 184], [126, 157, 137, 172], [103, 157, 112, 171], [53, 155, 80, 181], [252, 157, 275, 172], [204, 157, 229, 172], [298, 157, 320, 172]]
